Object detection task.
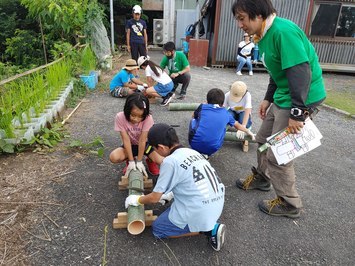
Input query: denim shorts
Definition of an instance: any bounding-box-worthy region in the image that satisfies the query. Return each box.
[154,81,174,97]
[152,207,191,238]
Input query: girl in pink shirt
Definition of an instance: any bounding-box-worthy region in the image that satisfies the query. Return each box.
[109,93,162,176]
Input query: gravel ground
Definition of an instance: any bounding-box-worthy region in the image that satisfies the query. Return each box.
[22,50,355,265]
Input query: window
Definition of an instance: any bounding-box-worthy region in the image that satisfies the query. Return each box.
[310,2,355,38]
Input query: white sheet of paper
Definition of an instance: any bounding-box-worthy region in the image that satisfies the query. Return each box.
[267,119,323,165]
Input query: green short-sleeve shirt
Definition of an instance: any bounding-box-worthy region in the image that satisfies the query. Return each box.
[258,17,326,108]
[160,51,190,75]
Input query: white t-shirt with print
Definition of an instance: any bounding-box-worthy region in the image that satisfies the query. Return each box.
[153,147,225,232]
[224,91,252,113]
[145,65,171,85]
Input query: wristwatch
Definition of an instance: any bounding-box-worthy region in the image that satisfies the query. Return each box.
[290,107,303,117]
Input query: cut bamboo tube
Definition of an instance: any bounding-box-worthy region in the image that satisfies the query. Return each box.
[168,103,200,111]
[127,170,145,235]
[224,131,257,143]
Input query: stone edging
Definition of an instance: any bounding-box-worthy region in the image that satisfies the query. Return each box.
[321,103,355,119]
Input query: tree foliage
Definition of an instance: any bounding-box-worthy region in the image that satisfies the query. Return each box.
[21,0,90,37]
[5,29,43,68]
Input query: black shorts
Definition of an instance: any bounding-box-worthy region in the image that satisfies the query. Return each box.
[122,144,154,157]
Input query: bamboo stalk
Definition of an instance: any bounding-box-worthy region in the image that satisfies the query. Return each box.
[168,103,200,111]
[127,170,145,235]
[224,131,256,143]
[61,101,83,125]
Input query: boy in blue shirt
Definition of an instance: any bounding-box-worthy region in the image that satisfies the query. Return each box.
[189,88,255,156]
[109,59,147,98]
[125,123,226,251]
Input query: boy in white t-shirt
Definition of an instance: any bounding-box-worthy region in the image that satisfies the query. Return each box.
[137,55,175,106]
[125,123,226,251]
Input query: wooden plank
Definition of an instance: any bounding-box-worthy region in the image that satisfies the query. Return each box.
[242,140,249,152]
[118,176,128,190]
[118,176,153,190]
[113,210,157,229]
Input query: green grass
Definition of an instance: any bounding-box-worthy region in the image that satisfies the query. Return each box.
[324,90,355,115]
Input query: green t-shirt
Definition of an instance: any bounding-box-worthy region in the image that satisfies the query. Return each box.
[160,51,189,75]
[258,17,326,108]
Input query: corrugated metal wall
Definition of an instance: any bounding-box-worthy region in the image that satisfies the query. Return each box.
[214,0,354,66]
[310,38,355,64]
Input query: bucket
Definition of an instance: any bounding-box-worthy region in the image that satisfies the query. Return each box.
[89,70,99,85]
[79,74,96,90]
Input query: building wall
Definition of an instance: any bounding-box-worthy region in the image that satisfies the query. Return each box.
[214,0,355,66]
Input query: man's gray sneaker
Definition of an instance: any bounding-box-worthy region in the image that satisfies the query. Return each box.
[235,166,271,191]
[258,197,301,218]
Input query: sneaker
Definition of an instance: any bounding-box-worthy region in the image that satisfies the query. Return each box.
[160,92,175,106]
[236,71,242,76]
[249,71,253,76]
[176,94,186,100]
[235,166,271,191]
[201,154,209,160]
[209,224,226,251]
[122,160,129,175]
[258,197,301,218]
[146,158,159,175]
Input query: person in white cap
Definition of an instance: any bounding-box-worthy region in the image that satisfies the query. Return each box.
[137,55,175,107]
[224,81,253,151]
[189,88,255,157]
[224,81,253,133]
[126,5,148,62]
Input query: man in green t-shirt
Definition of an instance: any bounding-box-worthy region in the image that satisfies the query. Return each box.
[232,0,326,218]
[160,42,191,100]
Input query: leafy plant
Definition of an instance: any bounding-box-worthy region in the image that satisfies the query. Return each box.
[21,0,89,36]
[29,123,67,152]
[80,45,96,74]
[0,89,15,138]
[66,79,88,108]
[0,139,15,153]
[5,29,43,67]
[69,136,105,158]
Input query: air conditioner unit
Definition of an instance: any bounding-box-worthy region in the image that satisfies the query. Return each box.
[153,19,167,45]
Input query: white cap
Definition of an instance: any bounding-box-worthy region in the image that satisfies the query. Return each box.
[137,55,150,67]
[230,81,247,102]
[133,5,142,14]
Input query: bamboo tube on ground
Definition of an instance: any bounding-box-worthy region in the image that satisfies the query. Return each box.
[127,170,145,235]
[224,131,257,143]
[168,103,200,111]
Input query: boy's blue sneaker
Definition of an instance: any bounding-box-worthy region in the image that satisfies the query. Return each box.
[209,223,226,251]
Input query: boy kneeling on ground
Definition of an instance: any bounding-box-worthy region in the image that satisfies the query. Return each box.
[125,123,226,251]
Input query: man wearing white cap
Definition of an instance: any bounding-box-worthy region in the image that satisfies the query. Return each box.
[126,5,148,62]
